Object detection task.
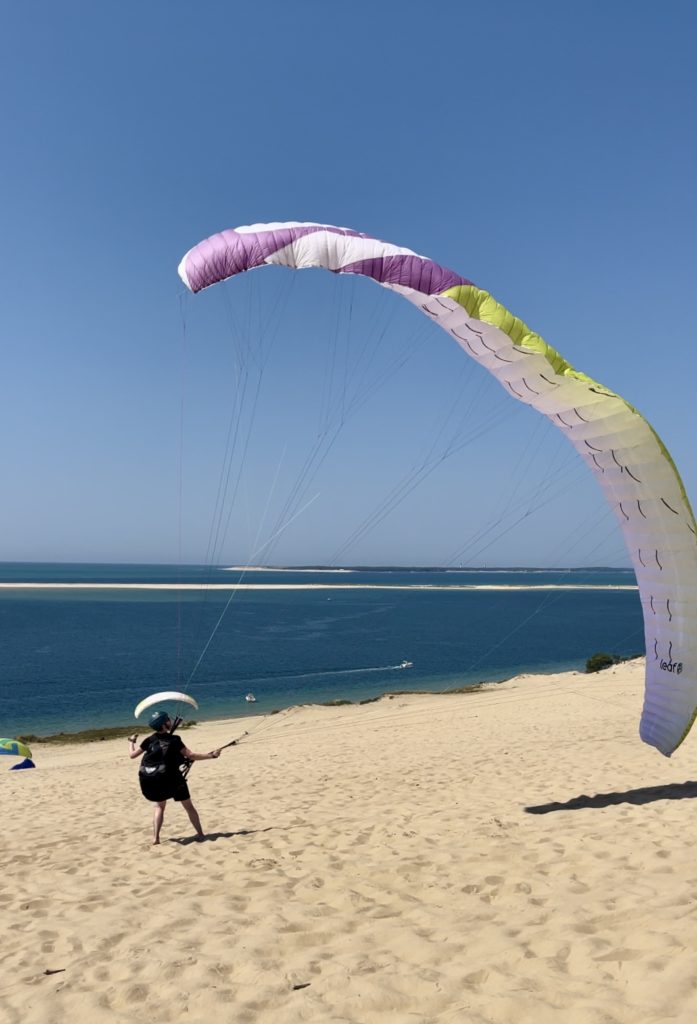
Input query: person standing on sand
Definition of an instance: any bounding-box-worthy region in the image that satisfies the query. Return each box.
[128,711,220,845]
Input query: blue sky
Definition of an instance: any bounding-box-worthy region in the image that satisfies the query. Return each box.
[2,0,695,566]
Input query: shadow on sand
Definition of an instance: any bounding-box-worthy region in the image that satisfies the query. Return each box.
[525,779,697,814]
[169,826,274,845]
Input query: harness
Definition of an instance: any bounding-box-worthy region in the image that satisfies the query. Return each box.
[139,734,188,781]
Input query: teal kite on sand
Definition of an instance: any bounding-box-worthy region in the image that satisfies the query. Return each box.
[0,738,32,759]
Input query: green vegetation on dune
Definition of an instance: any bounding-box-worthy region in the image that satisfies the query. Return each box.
[19,720,197,745]
[585,652,641,674]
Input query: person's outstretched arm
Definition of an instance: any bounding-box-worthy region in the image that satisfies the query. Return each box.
[181,747,220,761]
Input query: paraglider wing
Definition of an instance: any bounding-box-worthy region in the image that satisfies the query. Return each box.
[134,691,199,720]
[0,738,32,759]
[179,221,697,758]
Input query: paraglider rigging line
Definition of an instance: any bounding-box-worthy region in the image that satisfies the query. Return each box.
[185,490,321,687]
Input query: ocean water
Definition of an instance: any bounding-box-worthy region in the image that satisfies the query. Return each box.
[0,563,643,736]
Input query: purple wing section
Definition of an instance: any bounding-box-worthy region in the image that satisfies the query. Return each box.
[181,223,470,296]
[183,224,364,293]
[340,256,469,293]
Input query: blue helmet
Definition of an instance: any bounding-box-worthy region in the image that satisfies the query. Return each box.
[149,710,171,731]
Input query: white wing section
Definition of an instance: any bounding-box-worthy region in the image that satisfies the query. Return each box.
[134,691,199,720]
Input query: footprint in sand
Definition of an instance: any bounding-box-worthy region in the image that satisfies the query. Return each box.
[20,898,50,912]
[464,968,489,988]
[125,984,149,1003]
[572,921,597,935]
[594,947,643,962]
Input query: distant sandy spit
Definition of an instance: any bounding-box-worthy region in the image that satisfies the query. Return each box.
[6,658,697,1024]
[223,566,356,573]
[0,582,637,591]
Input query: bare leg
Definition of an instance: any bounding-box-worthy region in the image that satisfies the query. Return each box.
[181,798,204,837]
[152,801,166,845]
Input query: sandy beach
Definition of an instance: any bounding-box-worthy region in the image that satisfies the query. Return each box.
[4,657,697,1023]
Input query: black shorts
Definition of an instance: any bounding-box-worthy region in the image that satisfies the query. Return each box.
[139,773,191,803]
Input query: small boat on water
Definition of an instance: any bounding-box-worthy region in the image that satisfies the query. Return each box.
[245,693,257,703]
[399,660,413,669]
